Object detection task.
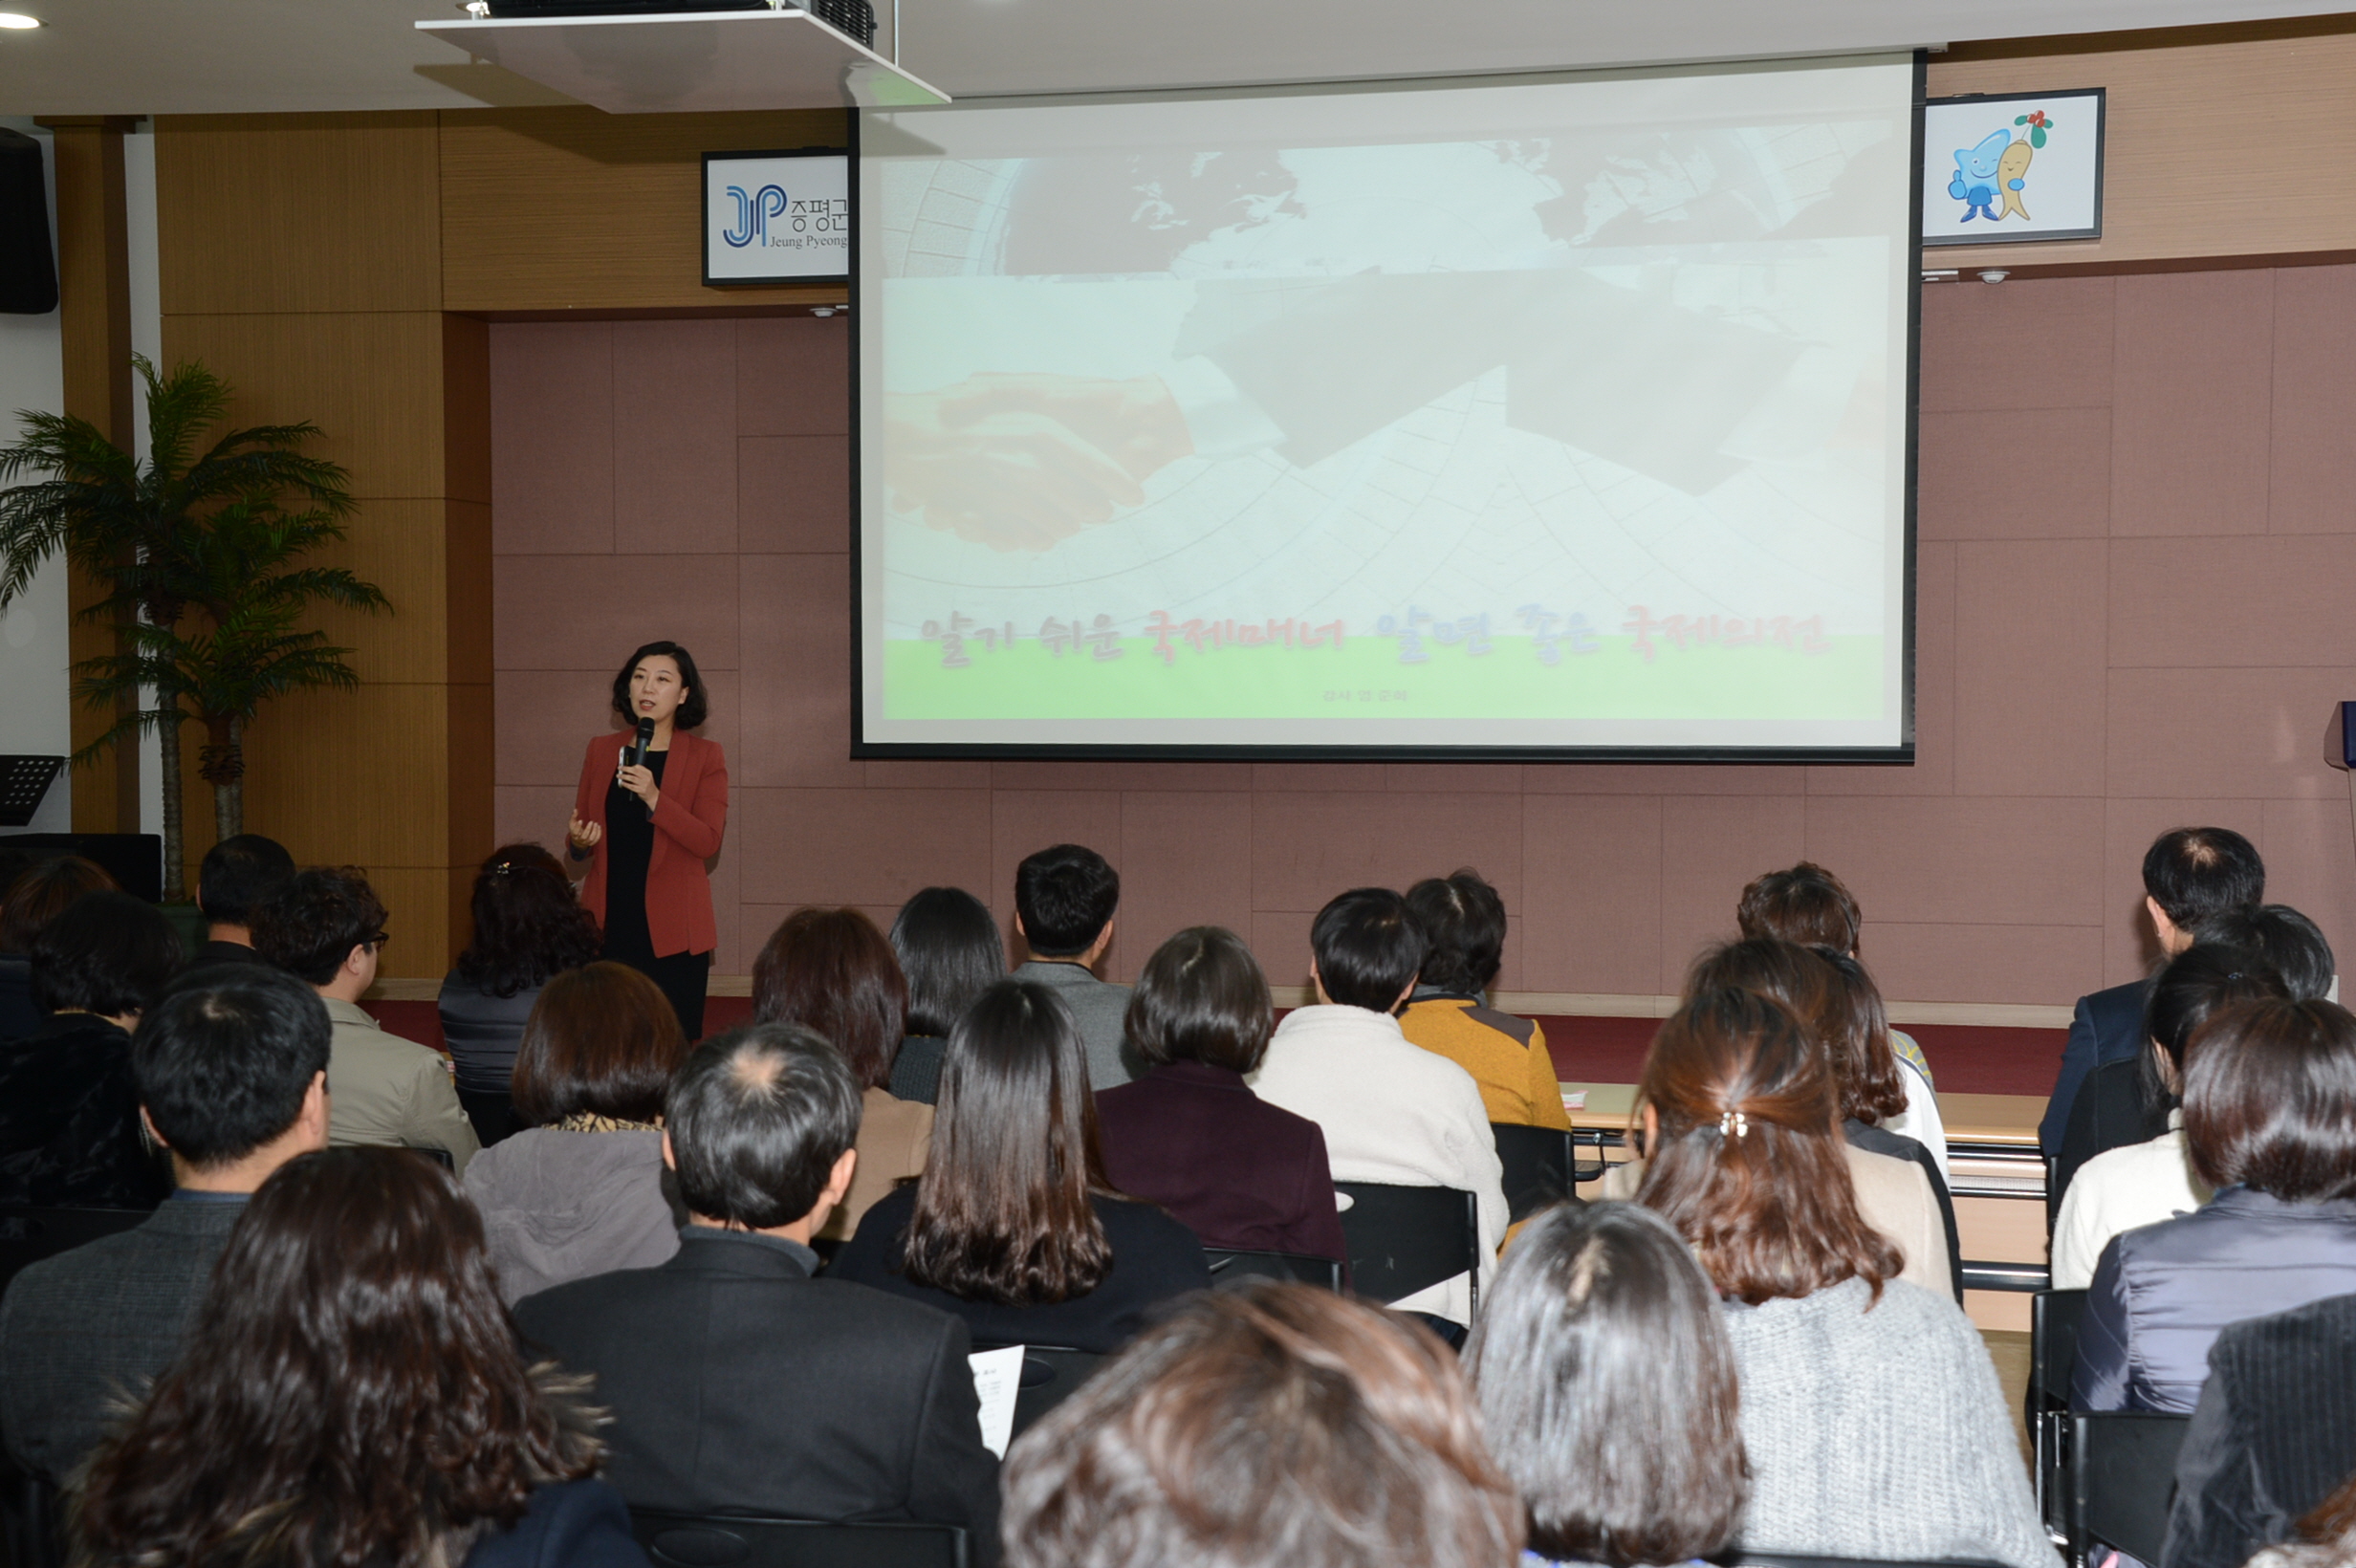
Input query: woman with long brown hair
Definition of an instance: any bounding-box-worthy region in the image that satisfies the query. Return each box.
[828,977,1211,1354]
[1634,988,2050,1568]
[75,1146,645,1568]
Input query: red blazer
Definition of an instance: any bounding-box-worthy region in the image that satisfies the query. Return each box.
[573,729,729,959]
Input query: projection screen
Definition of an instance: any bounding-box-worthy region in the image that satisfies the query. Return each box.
[855,55,1922,758]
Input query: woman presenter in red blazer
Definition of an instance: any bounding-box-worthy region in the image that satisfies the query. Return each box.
[566,641,729,1038]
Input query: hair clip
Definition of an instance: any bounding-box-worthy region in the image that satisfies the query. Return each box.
[1718,1109,1749,1141]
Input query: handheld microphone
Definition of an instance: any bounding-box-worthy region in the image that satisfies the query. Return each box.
[628,718,656,819]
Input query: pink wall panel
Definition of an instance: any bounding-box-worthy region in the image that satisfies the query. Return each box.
[2109,272,2275,537]
[2268,266,2356,534]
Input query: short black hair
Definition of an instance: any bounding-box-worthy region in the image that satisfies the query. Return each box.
[1311,887,1428,1013]
[2142,944,2285,1111]
[610,641,709,731]
[665,1023,862,1230]
[195,835,296,927]
[1406,869,1508,993]
[2143,827,2264,929]
[2193,904,2335,1002]
[134,964,331,1169]
[30,891,182,1015]
[1014,844,1120,957]
[251,868,385,987]
[891,887,1007,1037]
[1125,926,1275,1074]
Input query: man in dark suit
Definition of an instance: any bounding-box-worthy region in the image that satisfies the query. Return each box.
[183,835,295,969]
[513,1023,1000,1558]
[0,963,331,1483]
[2040,826,2264,1158]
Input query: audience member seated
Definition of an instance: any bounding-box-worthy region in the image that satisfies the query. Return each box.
[184,834,295,969]
[464,962,687,1304]
[0,891,178,1209]
[999,1283,1523,1568]
[439,844,603,1146]
[753,906,932,1242]
[2050,946,2280,1288]
[1636,987,2053,1568]
[0,853,118,1042]
[2076,996,2356,1413]
[2197,904,2340,1002]
[252,866,480,1174]
[1094,926,1346,1263]
[831,979,1210,1354]
[1251,887,1505,1329]
[1398,868,1569,1130]
[1011,843,1133,1088]
[2243,1465,2356,1568]
[2045,825,2264,1158]
[0,963,330,1485]
[75,1147,647,1568]
[1818,947,1963,1299]
[513,1024,1000,1554]
[887,885,1006,1104]
[1465,1201,1746,1568]
[2166,1291,2356,1568]
[1738,860,1947,1175]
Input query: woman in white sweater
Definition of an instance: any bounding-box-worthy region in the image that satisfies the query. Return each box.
[1634,987,2058,1568]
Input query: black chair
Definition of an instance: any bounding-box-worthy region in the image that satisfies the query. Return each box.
[971,1345,1105,1442]
[2060,1411,2192,1568]
[456,1087,518,1148]
[1491,1123,1579,1223]
[1332,1182,1482,1319]
[2029,1289,2088,1532]
[631,1509,969,1568]
[1202,1249,1344,1292]
[1728,1556,2007,1568]
[0,1204,151,1300]
[0,1451,63,1568]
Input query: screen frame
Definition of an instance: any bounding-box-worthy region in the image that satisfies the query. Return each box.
[847,57,1926,765]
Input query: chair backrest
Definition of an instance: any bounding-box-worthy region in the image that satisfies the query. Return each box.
[0,1205,152,1301]
[1730,1556,2009,1568]
[2031,1289,2088,1412]
[970,1344,1106,1443]
[1490,1123,1577,1223]
[1332,1182,1481,1318]
[1203,1249,1344,1292]
[631,1509,969,1568]
[2063,1411,2192,1566]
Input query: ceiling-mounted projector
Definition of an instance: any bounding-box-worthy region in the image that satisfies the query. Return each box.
[469,0,874,49]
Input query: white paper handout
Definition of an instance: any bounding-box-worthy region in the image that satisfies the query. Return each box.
[968,1344,1025,1458]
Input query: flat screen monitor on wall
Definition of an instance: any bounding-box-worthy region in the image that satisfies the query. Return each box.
[854,54,1923,760]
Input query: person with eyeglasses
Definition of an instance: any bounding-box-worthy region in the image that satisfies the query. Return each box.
[252,867,480,1176]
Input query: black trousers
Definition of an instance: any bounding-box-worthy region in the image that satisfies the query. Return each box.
[605,943,712,1041]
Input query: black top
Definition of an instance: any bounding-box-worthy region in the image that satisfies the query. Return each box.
[1844,1118,1963,1303]
[463,1478,648,1568]
[888,1035,946,1104]
[183,939,263,971]
[0,1013,170,1209]
[827,1185,1211,1354]
[600,750,666,967]
[0,954,37,1044]
[2050,1056,2172,1220]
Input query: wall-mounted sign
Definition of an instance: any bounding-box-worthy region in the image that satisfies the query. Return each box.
[1922,88,2105,247]
[704,147,851,286]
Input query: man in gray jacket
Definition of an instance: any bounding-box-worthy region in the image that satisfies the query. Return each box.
[1011,843,1135,1088]
[0,963,332,1484]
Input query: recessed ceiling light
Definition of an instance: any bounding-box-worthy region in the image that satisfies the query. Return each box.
[0,13,41,27]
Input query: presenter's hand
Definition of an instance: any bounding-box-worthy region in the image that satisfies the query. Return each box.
[567,812,602,853]
[617,763,661,811]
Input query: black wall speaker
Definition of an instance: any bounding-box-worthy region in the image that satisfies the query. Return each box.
[0,128,58,316]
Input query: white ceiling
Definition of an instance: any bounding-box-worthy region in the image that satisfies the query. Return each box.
[1,0,2349,114]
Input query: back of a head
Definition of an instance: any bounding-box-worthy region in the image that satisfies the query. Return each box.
[1311,886,1429,1013]
[456,843,600,1000]
[251,867,384,987]
[511,960,687,1126]
[2192,904,2336,1002]
[0,855,119,955]
[2144,826,2265,929]
[1635,987,1901,1305]
[1015,844,1120,958]
[1465,1202,1748,1568]
[2184,996,2356,1202]
[1812,949,1908,1124]
[194,835,296,928]
[1002,1283,1522,1568]
[1405,870,1508,995]
[1735,862,1862,956]
[30,890,182,1017]
[2145,944,2287,1085]
[751,906,908,1091]
[665,1023,862,1230]
[134,965,331,1170]
[1124,926,1274,1074]
[891,886,1006,1037]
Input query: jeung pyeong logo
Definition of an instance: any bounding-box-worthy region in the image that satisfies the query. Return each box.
[721,183,789,249]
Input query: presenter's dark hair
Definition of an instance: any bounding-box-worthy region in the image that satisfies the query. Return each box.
[1014,843,1120,957]
[1311,886,1428,1013]
[74,1148,602,1568]
[0,853,117,953]
[1002,1284,1523,1568]
[905,979,1112,1305]
[30,891,182,1016]
[2184,996,2356,1202]
[891,886,1006,1037]
[194,834,295,927]
[1125,926,1274,1074]
[455,843,600,1000]
[753,906,908,1091]
[1737,861,1862,955]
[666,1023,862,1230]
[2192,904,2335,1002]
[1466,1202,1748,1567]
[511,961,687,1126]
[133,964,331,1170]
[2141,944,2284,1114]
[1406,868,1509,993]
[610,639,709,730]
[2143,826,2264,929]
[251,867,386,987]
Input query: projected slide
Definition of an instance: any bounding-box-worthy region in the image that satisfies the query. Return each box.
[856,58,1918,755]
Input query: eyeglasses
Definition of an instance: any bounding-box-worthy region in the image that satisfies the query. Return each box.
[367,930,391,951]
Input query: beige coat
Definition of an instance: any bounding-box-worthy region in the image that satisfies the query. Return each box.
[820,1086,933,1243]
[320,997,482,1176]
